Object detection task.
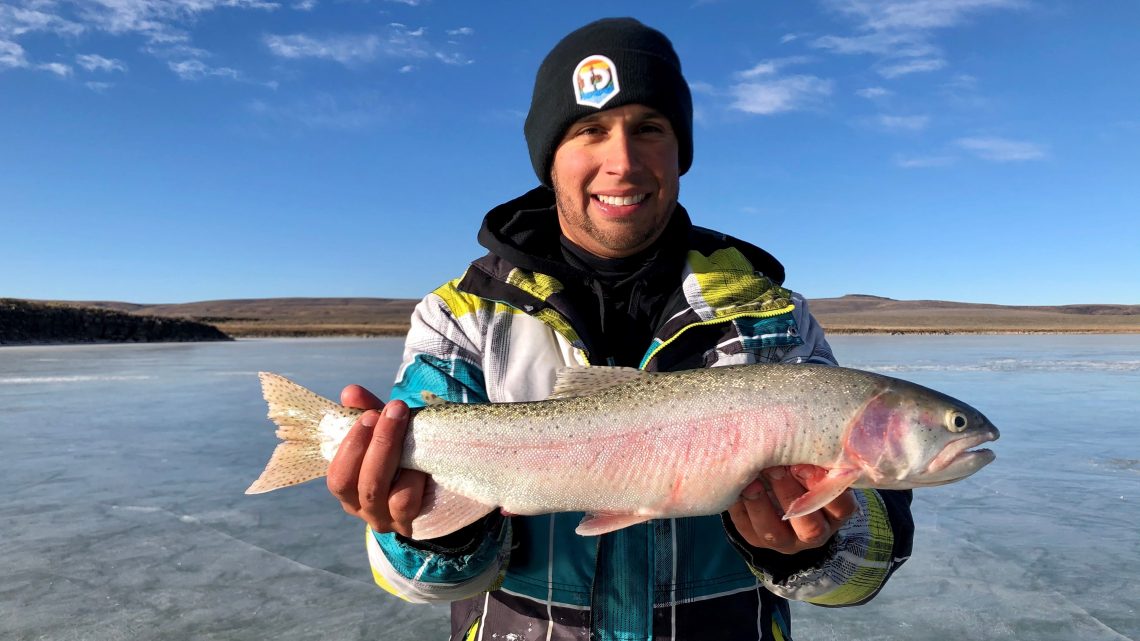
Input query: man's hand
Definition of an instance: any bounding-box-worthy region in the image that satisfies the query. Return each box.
[726,464,858,554]
[326,384,428,537]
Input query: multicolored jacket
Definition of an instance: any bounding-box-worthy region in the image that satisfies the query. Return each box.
[366,189,914,641]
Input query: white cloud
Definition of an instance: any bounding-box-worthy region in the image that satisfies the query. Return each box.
[0,6,85,39]
[75,0,278,45]
[878,57,946,78]
[813,0,1026,80]
[265,24,469,67]
[169,58,239,80]
[265,33,383,64]
[0,39,26,69]
[385,0,422,5]
[76,53,127,72]
[780,33,799,44]
[955,136,1047,161]
[1,0,282,80]
[736,56,812,79]
[857,86,891,99]
[398,64,414,73]
[446,27,473,36]
[824,0,1026,32]
[813,31,932,56]
[688,80,717,95]
[894,153,955,168]
[434,51,471,65]
[878,114,930,131]
[38,61,71,76]
[248,93,388,130]
[86,80,114,92]
[292,0,317,9]
[731,75,833,115]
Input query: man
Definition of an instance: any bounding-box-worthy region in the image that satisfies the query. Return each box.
[328,17,913,641]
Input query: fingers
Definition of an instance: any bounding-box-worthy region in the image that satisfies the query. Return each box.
[327,409,379,513]
[768,466,832,549]
[355,401,412,532]
[731,466,857,554]
[388,469,428,536]
[341,384,384,410]
[728,477,789,549]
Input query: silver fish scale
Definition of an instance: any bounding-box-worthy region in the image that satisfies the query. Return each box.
[400,364,891,515]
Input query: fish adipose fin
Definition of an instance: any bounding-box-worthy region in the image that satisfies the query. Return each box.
[245,372,341,494]
[548,366,650,400]
[782,468,861,519]
[411,480,496,540]
[575,512,654,536]
[420,391,450,406]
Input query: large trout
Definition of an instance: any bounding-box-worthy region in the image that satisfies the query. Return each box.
[246,364,998,539]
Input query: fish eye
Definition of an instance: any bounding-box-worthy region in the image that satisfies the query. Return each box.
[946,411,969,432]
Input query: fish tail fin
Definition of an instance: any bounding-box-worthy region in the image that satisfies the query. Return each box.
[245,372,339,494]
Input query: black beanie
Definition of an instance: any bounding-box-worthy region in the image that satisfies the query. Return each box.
[524,18,694,187]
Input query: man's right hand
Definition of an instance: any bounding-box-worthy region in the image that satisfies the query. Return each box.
[326,384,428,537]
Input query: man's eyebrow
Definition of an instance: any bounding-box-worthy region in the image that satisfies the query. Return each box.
[575,109,668,126]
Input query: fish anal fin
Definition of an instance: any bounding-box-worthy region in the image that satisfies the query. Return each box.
[548,366,650,400]
[410,480,496,541]
[782,468,861,520]
[575,512,654,536]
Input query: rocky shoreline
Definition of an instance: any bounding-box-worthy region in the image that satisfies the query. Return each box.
[0,299,232,345]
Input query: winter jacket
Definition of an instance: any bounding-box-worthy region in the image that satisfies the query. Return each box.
[365,187,914,641]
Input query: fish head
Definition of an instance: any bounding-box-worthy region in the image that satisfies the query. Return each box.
[844,382,999,489]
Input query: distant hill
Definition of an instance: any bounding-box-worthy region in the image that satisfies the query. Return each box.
[68,297,417,337]
[11,294,1140,339]
[1,299,232,345]
[810,294,1140,333]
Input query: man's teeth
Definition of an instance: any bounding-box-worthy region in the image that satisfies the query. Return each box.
[595,194,647,206]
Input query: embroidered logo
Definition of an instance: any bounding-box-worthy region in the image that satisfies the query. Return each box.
[573,55,620,108]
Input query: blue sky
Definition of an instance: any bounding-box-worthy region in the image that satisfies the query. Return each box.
[2,0,1137,305]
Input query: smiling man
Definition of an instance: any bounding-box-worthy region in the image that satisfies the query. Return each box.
[327,18,914,641]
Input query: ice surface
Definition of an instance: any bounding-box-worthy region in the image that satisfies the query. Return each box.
[1,336,1137,640]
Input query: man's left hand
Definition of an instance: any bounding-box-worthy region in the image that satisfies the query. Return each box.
[726,464,858,554]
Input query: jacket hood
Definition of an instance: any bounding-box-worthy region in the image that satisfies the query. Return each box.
[475,186,785,286]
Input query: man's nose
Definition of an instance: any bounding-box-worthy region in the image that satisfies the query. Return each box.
[601,130,641,176]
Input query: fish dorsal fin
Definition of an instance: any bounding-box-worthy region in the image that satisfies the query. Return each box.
[420,391,450,406]
[547,366,650,400]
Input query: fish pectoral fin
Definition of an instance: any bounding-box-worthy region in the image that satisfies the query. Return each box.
[410,480,496,541]
[547,366,650,400]
[574,512,653,536]
[782,468,861,520]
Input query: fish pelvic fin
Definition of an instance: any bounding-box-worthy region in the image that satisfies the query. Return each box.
[245,372,343,494]
[410,480,496,540]
[548,366,650,400]
[782,468,861,519]
[575,512,654,536]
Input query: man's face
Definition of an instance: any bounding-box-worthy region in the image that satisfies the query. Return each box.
[550,104,680,259]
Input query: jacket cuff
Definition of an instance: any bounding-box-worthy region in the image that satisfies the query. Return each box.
[721,512,836,583]
[366,513,511,603]
[723,489,904,606]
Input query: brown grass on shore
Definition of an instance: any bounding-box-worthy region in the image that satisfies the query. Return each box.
[216,322,410,337]
[41,295,1140,337]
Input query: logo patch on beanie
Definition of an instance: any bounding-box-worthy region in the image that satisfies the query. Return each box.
[573,55,620,108]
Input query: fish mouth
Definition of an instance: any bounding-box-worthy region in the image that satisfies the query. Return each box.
[917,428,1000,486]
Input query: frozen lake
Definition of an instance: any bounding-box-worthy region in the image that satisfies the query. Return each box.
[1,335,1137,640]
